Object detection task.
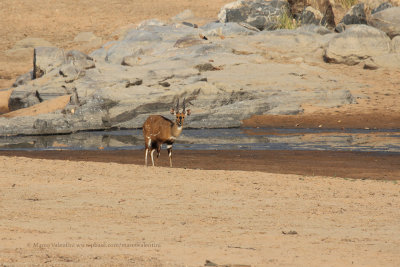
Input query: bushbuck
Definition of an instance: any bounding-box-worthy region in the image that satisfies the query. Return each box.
[143,99,191,167]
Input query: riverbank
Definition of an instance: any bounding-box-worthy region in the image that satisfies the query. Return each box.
[1,149,399,180]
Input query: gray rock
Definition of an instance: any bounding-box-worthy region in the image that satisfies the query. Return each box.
[342,3,367,25]
[89,41,118,62]
[12,48,94,110]
[65,50,95,70]
[12,71,33,87]
[369,7,400,38]
[218,0,289,31]
[33,47,65,79]
[9,74,73,111]
[335,4,367,33]
[33,48,94,79]
[59,64,82,83]
[296,25,332,35]
[174,35,207,48]
[1,18,369,135]
[136,19,166,29]
[251,29,333,62]
[201,22,256,37]
[180,22,198,28]
[371,2,392,14]
[105,30,164,64]
[194,63,218,72]
[8,86,41,111]
[299,6,323,26]
[124,78,143,87]
[324,25,391,65]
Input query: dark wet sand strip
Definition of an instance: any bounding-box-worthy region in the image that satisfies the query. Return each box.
[0,150,399,180]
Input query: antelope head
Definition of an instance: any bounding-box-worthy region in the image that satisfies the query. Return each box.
[170,98,191,127]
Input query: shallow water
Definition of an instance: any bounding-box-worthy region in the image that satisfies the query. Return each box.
[0,128,399,153]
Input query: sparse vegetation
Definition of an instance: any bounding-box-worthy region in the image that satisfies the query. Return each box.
[276,10,300,30]
[338,0,358,9]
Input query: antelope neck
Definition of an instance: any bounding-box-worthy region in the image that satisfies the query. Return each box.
[171,123,183,137]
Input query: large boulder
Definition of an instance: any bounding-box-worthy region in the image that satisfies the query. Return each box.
[9,81,71,111]
[33,47,95,79]
[369,7,400,38]
[324,25,391,65]
[299,6,323,25]
[33,47,65,79]
[292,0,345,29]
[218,0,289,31]
[105,27,187,64]
[335,3,367,32]
[10,48,95,111]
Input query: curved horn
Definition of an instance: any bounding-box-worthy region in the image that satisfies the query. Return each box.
[176,99,179,112]
[182,98,186,113]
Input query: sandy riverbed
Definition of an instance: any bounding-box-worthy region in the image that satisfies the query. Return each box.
[1,156,399,266]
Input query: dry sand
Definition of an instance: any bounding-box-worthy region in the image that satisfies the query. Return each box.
[1,156,399,266]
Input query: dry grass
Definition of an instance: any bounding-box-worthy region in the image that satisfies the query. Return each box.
[276,10,300,30]
[337,0,358,9]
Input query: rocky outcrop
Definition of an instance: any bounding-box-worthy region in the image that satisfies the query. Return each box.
[324,25,391,65]
[9,48,95,111]
[33,47,95,79]
[218,0,289,30]
[4,4,399,136]
[0,20,363,135]
[33,47,65,79]
[335,3,367,32]
[369,7,400,38]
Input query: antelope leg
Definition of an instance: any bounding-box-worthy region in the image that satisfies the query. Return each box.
[167,145,173,167]
[151,149,155,166]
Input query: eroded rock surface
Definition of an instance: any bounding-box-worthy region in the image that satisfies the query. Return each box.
[3,16,394,135]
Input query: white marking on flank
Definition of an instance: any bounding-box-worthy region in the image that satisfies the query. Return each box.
[150,131,160,137]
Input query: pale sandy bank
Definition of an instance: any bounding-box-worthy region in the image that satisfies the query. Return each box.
[1,156,399,266]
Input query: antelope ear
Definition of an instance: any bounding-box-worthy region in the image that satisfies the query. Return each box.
[170,108,175,115]
[186,109,191,116]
